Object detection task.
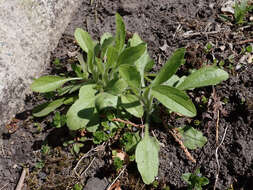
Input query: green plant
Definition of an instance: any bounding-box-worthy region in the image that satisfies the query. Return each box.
[71,184,83,190]
[234,0,252,24]
[31,13,229,185]
[182,168,209,190]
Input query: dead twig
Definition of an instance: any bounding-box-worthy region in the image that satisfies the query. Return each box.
[0,183,8,190]
[169,129,196,163]
[162,119,196,163]
[112,118,144,128]
[237,39,253,45]
[73,143,105,177]
[15,168,27,190]
[213,126,229,190]
[183,31,221,38]
[80,157,96,177]
[216,110,220,145]
[106,166,126,190]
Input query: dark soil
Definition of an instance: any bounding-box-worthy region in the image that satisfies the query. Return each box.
[1,0,252,190]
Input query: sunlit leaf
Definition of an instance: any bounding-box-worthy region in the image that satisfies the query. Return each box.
[95,92,118,111]
[32,98,65,117]
[135,134,160,184]
[117,43,146,66]
[177,126,207,150]
[151,85,196,117]
[119,64,141,89]
[66,84,99,131]
[31,76,82,93]
[177,66,229,90]
[74,28,94,53]
[121,94,143,118]
[152,48,185,86]
[115,13,126,53]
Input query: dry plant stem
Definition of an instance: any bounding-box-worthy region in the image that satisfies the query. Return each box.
[237,39,253,45]
[216,110,220,145]
[106,166,126,190]
[81,157,96,177]
[213,126,229,190]
[183,30,221,38]
[15,168,27,190]
[112,118,144,128]
[169,129,196,163]
[0,183,8,190]
[73,143,104,177]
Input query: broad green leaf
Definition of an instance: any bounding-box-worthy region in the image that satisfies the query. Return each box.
[121,94,143,118]
[177,126,207,150]
[74,28,94,53]
[129,33,153,86]
[177,66,229,90]
[32,98,65,117]
[135,134,160,184]
[66,84,99,131]
[31,76,81,93]
[106,46,118,69]
[151,85,196,117]
[152,48,185,86]
[115,13,126,53]
[117,43,146,66]
[95,92,118,111]
[105,78,128,95]
[119,64,141,89]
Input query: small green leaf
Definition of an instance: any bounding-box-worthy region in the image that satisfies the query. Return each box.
[151,85,196,117]
[121,94,143,118]
[77,53,89,79]
[152,48,185,86]
[105,78,128,95]
[119,64,141,89]
[74,28,94,53]
[177,126,207,150]
[100,32,113,45]
[72,184,83,190]
[129,33,153,86]
[177,66,229,90]
[32,98,65,117]
[31,76,82,93]
[115,13,126,53]
[135,135,160,184]
[117,43,146,66]
[66,84,99,131]
[95,92,118,111]
[101,36,115,59]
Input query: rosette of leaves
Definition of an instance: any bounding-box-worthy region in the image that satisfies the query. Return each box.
[31,13,229,185]
[31,13,147,133]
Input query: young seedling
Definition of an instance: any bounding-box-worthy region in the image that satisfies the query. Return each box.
[182,168,209,190]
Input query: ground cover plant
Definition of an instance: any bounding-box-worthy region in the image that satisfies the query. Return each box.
[31,13,229,185]
[2,1,253,189]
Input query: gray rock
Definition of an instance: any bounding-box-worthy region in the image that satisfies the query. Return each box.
[0,0,83,129]
[84,177,108,190]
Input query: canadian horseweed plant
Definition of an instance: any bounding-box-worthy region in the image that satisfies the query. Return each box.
[31,13,229,184]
